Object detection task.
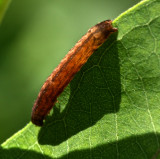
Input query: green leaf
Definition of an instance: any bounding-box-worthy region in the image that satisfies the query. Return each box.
[1,0,160,158]
[0,0,11,24]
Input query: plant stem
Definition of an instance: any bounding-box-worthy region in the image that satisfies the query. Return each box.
[0,0,11,24]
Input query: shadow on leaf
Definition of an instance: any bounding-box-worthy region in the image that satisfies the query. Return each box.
[1,133,160,158]
[0,147,52,159]
[38,32,120,146]
[58,133,160,159]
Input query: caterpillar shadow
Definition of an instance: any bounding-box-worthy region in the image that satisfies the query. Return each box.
[38,32,120,146]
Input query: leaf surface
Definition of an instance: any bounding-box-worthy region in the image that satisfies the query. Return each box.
[1,0,160,158]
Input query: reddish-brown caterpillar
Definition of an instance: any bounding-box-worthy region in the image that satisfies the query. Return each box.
[31,20,117,126]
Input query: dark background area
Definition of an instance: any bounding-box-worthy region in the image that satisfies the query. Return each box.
[0,0,140,144]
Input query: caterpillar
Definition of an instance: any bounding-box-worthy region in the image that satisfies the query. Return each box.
[31,20,117,126]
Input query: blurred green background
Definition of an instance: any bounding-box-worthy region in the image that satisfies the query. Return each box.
[0,0,140,144]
